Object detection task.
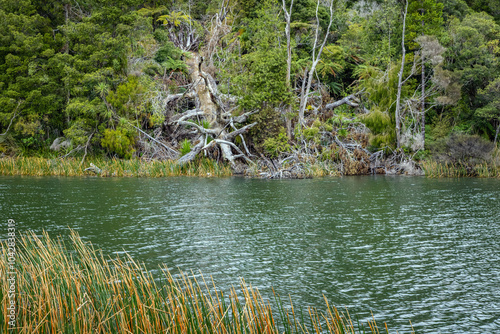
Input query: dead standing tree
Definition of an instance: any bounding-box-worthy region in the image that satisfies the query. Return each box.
[395,0,408,149]
[158,10,200,52]
[298,0,335,128]
[282,0,294,138]
[205,0,232,67]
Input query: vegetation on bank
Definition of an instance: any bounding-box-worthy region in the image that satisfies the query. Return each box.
[0,157,232,177]
[0,156,345,177]
[420,160,500,178]
[1,230,401,333]
[1,0,500,175]
[3,154,500,178]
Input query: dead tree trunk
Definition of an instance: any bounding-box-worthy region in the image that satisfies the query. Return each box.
[395,0,409,149]
[282,0,294,138]
[298,0,334,129]
[185,53,218,125]
[282,0,293,89]
[420,18,426,147]
[494,121,500,145]
[421,50,426,146]
[173,52,257,166]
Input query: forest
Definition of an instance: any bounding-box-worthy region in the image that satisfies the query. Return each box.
[1,0,500,177]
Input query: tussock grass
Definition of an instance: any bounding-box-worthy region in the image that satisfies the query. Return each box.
[0,157,232,177]
[1,231,395,334]
[421,160,500,178]
[303,161,342,177]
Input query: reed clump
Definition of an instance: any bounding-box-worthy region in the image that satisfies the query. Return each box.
[303,161,342,177]
[1,230,393,334]
[420,160,500,178]
[0,157,232,177]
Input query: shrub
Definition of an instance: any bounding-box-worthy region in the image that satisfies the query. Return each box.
[361,110,394,148]
[263,132,291,158]
[446,133,494,163]
[154,41,184,63]
[303,127,320,141]
[248,107,283,150]
[101,128,136,159]
[180,138,192,156]
[154,42,187,73]
[319,145,340,162]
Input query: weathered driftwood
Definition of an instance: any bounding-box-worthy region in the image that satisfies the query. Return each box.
[84,162,102,174]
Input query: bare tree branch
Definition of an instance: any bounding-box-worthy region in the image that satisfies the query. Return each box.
[176,136,205,165]
[177,120,219,135]
[172,109,205,123]
[79,130,95,167]
[223,122,258,141]
[210,139,254,164]
[0,101,22,137]
[325,90,369,113]
[229,120,253,157]
[124,118,179,156]
[59,145,83,159]
[229,110,259,123]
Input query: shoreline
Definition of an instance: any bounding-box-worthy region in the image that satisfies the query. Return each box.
[1,156,499,178]
[0,156,232,178]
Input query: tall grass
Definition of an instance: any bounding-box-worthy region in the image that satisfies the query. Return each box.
[303,161,341,177]
[420,160,500,178]
[0,157,343,178]
[6,157,500,179]
[0,230,401,334]
[0,157,232,177]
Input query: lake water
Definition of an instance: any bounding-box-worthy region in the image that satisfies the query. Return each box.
[1,175,499,333]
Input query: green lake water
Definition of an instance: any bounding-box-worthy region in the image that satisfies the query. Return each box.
[1,175,499,333]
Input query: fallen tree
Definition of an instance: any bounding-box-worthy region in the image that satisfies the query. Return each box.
[165,52,257,167]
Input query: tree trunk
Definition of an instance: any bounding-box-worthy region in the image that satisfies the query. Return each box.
[298,67,308,129]
[494,121,500,145]
[64,2,71,126]
[395,0,408,149]
[184,53,218,126]
[282,0,293,88]
[186,53,233,161]
[421,47,425,147]
[282,0,294,138]
[64,3,70,54]
[299,64,316,126]
[175,52,256,166]
[298,0,334,128]
[421,15,426,148]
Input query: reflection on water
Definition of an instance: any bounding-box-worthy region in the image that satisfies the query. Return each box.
[1,175,500,333]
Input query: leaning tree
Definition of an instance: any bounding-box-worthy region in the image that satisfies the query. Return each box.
[167,52,257,166]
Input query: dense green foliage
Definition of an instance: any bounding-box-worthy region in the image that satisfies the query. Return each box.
[1,0,499,163]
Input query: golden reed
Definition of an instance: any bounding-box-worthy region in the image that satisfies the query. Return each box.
[0,230,404,334]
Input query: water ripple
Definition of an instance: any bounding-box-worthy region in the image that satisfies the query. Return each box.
[1,176,499,333]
